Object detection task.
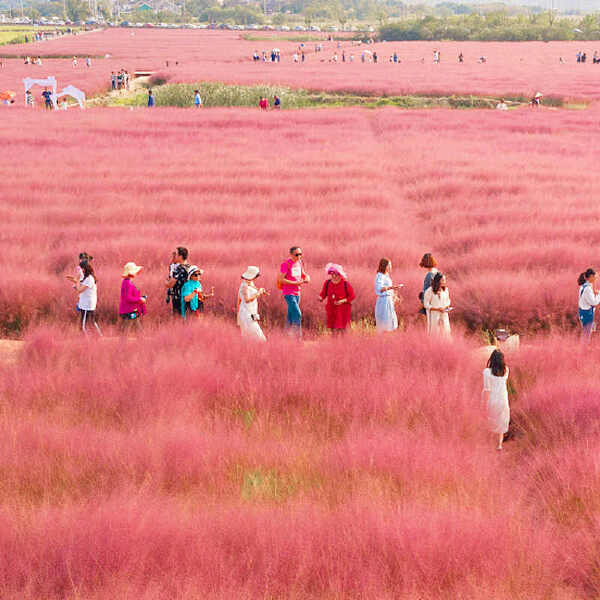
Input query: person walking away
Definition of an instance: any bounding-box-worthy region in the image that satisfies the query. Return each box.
[319,263,355,333]
[119,262,146,333]
[458,52,464,63]
[373,52,378,63]
[578,268,600,342]
[147,89,155,107]
[419,253,439,313]
[483,350,510,451]
[194,89,202,108]
[111,72,116,90]
[181,266,214,319]
[66,259,102,335]
[374,258,402,333]
[273,95,281,110]
[278,246,310,336]
[165,246,190,316]
[423,272,451,338]
[238,266,267,341]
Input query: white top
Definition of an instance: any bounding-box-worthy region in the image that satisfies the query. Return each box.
[483,366,509,393]
[496,103,508,110]
[423,286,450,311]
[78,275,97,311]
[579,283,600,310]
[238,281,258,318]
[374,272,393,297]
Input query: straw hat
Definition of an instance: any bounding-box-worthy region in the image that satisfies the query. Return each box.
[242,266,260,280]
[122,262,143,277]
[534,91,543,98]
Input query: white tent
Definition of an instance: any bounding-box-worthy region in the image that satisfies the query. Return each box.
[23,76,57,108]
[56,85,86,109]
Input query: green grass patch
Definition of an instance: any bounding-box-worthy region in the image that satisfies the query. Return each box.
[109,80,570,110]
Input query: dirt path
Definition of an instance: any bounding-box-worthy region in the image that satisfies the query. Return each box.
[0,340,23,365]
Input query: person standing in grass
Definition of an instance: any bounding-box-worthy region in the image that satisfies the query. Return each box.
[273,95,281,110]
[165,247,190,317]
[238,266,267,341]
[259,96,269,110]
[578,268,600,341]
[423,272,451,338]
[374,258,402,333]
[419,253,438,314]
[41,88,53,110]
[278,246,310,336]
[181,266,214,319]
[66,259,102,335]
[147,89,155,107]
[319,263,355,333]
[194,90,202,108]
[120,262,146,332]
[483,349,510,451]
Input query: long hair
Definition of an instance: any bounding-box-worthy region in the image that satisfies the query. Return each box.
[578,268,595,286]
[431,272,444,294]
[487,349,506,377]
[377,258,390,274]
[80,259,96,283]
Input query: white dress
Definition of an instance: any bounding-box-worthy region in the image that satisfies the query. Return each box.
[237,282,266,342]
[374,272,398,333]
[483,367,510,434]
[423,287,451,338]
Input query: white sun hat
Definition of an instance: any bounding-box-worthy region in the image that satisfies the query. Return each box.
[187,265,204,279]
[242,266,260,280]
[122,262,143,277]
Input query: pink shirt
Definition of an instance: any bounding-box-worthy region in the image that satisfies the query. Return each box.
[120,278,146,315]
[280,258,303,296]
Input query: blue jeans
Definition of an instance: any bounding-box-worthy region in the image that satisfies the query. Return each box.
[284,295,302,333]
[580,307,594,342]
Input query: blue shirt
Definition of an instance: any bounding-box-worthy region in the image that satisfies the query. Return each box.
[180,280,202,318]
[148,94,155,107]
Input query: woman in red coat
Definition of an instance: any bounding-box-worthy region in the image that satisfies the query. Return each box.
[319,263,355,332]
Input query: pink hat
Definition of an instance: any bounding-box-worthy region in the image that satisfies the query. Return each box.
[325,262,347,279]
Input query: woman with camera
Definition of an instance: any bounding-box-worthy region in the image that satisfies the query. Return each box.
[238,266,268,341]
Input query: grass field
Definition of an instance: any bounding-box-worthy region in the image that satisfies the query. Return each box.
[1,29,599,600]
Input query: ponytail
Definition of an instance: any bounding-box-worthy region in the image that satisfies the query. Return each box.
[578,268,595,286]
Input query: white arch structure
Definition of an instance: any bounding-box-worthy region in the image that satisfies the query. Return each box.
[57,85,86,109]
[23,76,58,108]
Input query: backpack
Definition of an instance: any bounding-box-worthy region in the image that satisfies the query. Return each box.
[325,279,348,296]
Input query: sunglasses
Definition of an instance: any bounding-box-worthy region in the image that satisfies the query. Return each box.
[294,253,302,257]
[191,273,200,277]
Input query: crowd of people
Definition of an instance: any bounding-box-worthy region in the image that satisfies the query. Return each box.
[111,70,131,91]
[65,247,520,450]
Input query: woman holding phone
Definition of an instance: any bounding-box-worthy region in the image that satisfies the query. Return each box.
[423,272,451,338]
[238,266,267,341]
[374,258,403,333]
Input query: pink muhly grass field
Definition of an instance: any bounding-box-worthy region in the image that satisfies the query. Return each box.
[1,29,599,99]
[0,323,599,598]
[0,103,599,335]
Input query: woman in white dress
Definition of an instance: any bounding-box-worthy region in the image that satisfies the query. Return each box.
[423,272,451,338]
[237,266,267,342]
[482,350,510,450]
[374,257,403,333]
